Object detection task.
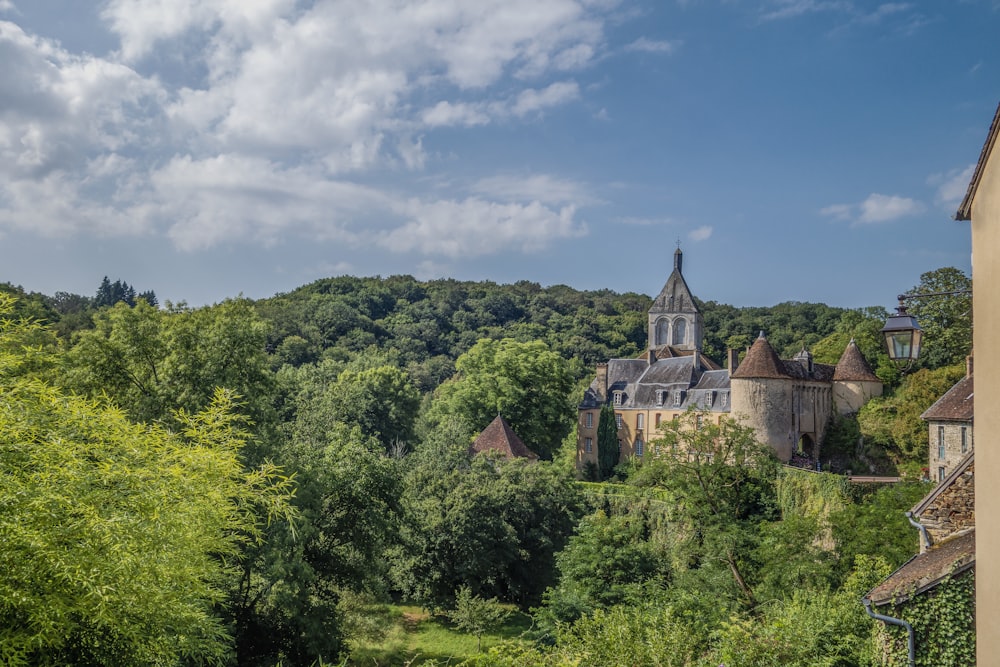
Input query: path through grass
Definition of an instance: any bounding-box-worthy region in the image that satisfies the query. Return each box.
[345,604,532,666]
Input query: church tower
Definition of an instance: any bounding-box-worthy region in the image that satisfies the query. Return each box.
[648,247,703,352]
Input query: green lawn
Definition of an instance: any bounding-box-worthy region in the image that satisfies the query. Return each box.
[345,604,533,666]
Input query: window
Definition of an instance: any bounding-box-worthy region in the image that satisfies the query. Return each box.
[585,412,593,429]
[938,467,946,483]
[696,414,703,430]
[656,390,665,406]
[635,438,644,457]
[615,413,623,429]
[721,392,729,408]
[585,437,593,453]
[673,391,682,407]
[938,425,945,460]
[961,427,968,453]
[655,413,662,427]
[613,392,623,406]
[703,391,714,408]
[636,414,644,431]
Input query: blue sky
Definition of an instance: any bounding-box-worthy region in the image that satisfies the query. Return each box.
[0,0,994,309]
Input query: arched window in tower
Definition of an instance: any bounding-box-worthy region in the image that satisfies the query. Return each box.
[672,318,686,345]
[656,319,669,346]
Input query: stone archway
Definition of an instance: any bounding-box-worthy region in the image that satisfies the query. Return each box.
[798,433,817,459]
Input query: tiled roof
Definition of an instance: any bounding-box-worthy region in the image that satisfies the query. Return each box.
[865,529,975,606]
[833,339,880,382]
[731,333,788,379]
[469,414,538,460]
[921,375,974,422]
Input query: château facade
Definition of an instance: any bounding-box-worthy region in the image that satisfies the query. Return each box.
[577,248,883,469]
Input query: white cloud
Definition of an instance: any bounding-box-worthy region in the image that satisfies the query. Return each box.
[473,174,597,206]
[1,2,614,259]
[381,198,585,257]
[615,216,676,226]
[511,81,581,117]
[928,164,975,208]
[625,37,678,54]
[688,225,713,242]
[761,0,850,22]
[859,193,924,223]
[821,193,925,224]
[0,1,15,13]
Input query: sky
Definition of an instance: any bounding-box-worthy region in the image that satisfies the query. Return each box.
[0,0,996,309]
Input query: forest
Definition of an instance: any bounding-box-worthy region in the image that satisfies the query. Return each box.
[0,265,972,666]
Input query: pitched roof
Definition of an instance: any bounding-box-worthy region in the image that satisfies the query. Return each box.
[957,101,1000,221]
[469,414,538,460]
[833,339,880,382]
[921,375,974,422]
[731,333,788,379]
[649,248,699,315]
[865,529,976,606]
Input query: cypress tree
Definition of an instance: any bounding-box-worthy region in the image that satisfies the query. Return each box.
[597,403,619,481]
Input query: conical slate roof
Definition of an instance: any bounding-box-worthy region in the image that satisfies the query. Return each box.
[469,414,538,460]
[833,339,880,382]
[731,332,788,379]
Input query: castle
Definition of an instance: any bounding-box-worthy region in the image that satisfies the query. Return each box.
[577,248,883,469]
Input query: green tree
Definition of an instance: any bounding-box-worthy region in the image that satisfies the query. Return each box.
[640,411,781,609]
[0,304,294,666]
[447,587,512,652]
[596,403,619,480]
[424,338,575,460]
[903,267,972,369]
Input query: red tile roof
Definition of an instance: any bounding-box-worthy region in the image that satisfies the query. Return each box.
[833,339,880,382]
[865,529,975,606]
[469,414,538,460]
[921,375,974,422]
[730,333,787,379]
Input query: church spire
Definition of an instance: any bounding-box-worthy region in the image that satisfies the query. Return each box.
[674,246,683,273]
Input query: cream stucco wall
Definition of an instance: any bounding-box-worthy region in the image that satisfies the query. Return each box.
[970,126,1000,666]
[833,380,882,414]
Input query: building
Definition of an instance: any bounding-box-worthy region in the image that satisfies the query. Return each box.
[863,452,976,665]
[469,414,538,460]
[956,100,1000,664]
[577,248,882,469]
[920,364,974,483]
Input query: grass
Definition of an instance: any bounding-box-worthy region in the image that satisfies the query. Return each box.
[344,603,533,666]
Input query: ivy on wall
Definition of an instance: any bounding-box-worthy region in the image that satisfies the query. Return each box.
[876,570,975,667]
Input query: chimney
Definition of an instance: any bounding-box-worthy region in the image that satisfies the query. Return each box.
[727,348,740,375]
[649,349,657,364]
[967,354,974,378]
[596,363,608,402]
[692,349,701,372]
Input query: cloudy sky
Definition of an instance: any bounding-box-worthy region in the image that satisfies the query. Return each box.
[0,0,995,308]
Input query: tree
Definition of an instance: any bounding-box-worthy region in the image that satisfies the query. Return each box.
[596,403,619,480]
[639,411,781,609]
[904,267,972,369]
[447,587,512,652]
[0,299,295,666]
[424,338,575,460]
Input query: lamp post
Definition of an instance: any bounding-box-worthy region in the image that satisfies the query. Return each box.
[881,290,972,369]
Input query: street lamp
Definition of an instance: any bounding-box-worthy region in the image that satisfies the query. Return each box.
[882,290,972,368]
[881,297,923,368]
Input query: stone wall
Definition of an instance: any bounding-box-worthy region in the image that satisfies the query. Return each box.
[927,421,973,483]
[919,462,975,548]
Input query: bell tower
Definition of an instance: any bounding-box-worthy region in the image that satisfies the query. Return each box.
[648,247,703,352]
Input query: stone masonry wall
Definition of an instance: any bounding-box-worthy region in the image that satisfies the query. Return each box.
[919,461,975,548]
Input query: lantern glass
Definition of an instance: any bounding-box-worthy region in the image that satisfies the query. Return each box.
[881,310,923,364]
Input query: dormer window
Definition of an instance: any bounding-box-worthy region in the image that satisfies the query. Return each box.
[613,391,624,406]
[704,391,715,408]
[656,390,665,407]
[673,390,683,407]
[721,392,729,408]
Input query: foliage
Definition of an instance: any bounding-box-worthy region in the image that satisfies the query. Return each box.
[424,338,575,460]
[876,571,975,667]
[903,267,972,370]
[700,299,846,361]
[392,453,584,609]
[95,275,157,308]
[829,482,928,581]
[0,364,295,666]
[596,403,619,480]
[639,411,781,608]
[448,587,513,652]
[857,365,966,461]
